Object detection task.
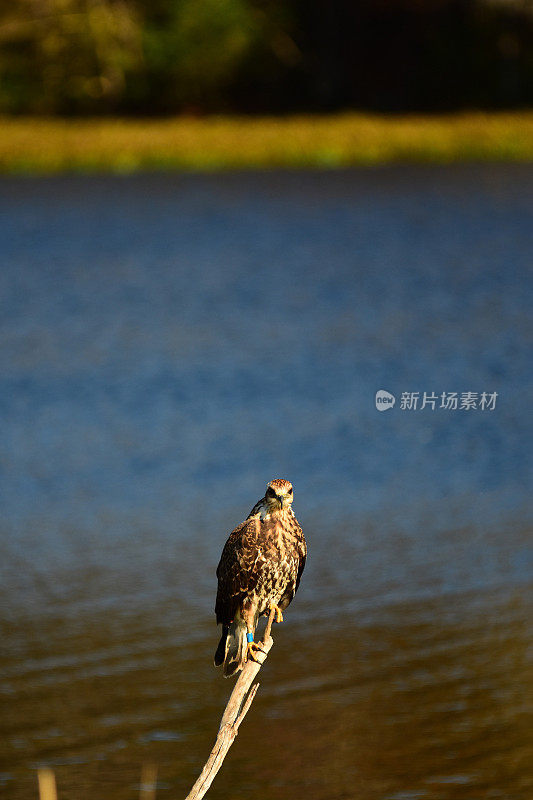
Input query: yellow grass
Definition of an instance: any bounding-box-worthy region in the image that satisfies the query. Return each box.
[0,112,532,173]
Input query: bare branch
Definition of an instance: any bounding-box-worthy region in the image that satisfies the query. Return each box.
[185,608,277,800]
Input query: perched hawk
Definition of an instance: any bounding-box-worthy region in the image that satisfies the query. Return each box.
[214,479,307,677]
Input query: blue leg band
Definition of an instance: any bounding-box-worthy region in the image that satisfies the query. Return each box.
[246,632,254,643]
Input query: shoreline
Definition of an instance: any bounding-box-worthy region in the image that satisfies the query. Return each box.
[0,111,531,174]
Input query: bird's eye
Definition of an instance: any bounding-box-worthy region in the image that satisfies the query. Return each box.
[266,487,275,497]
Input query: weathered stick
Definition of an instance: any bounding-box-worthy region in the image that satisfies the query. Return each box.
[37,769,57,800]
[184,608,277,800]
[140,763,158,800]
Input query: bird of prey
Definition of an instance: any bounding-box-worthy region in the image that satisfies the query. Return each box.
[214,479,307,677]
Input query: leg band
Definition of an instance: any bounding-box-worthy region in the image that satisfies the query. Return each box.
[246,632,254,643]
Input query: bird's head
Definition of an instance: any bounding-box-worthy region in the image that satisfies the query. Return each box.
[264,479,294,512]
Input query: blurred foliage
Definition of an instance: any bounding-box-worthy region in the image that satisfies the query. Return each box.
[0,0,532,114]
[141,0,261,111]
[0,0,142,113]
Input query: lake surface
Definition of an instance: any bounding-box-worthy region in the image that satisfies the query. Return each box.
[0,165,532,800]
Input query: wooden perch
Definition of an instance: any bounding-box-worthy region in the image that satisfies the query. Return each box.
[37,769,57,800]
[184,608,278,800]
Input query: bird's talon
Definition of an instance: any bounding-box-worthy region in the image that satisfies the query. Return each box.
[247,641,265,662]
[271,604,284,624]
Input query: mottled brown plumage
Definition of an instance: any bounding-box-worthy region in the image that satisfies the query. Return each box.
[214,479,307,677]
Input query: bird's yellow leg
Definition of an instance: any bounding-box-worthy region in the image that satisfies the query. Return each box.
[270,604,284,623]
[246,630,265,662]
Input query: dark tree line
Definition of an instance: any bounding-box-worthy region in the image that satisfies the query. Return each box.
[0,0,531,115]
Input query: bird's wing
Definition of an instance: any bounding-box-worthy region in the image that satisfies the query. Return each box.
[294,551,306,594]
[215,516,264,625]
[292,515,307,595]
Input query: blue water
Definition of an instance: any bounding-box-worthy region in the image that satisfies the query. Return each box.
[0,166,531,800]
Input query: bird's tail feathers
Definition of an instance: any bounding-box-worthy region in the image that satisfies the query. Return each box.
[214,625,228,667]
[214,618,248,678]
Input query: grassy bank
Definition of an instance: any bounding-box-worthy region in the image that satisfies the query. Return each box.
[0,112,532,173]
